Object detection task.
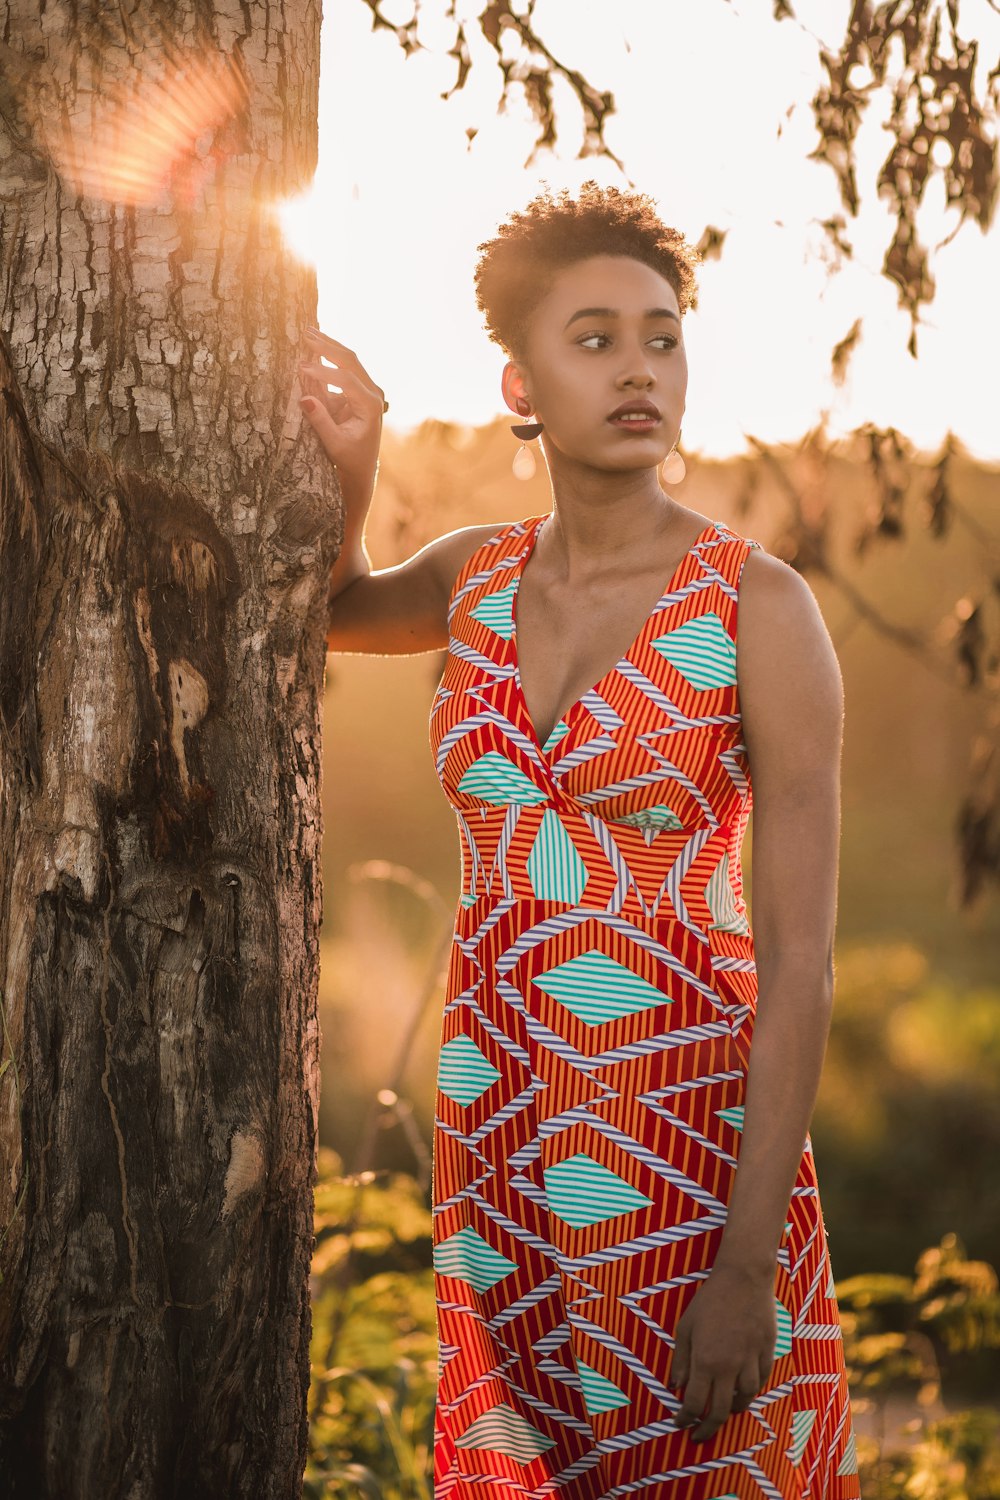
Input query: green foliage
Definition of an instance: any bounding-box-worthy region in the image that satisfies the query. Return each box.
[839,1234,1000,1494]
[808,944,1000,1276]
[860,1409,1000,1500]
[306,1147,437,1499]
[841,1234,1000,1412]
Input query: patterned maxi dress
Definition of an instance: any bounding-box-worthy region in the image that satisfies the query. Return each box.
[427,514,860,1500]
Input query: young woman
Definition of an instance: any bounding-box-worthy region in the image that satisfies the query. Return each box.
[299,182,860,1500]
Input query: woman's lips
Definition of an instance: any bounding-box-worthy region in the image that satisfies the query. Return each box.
[608,415,661,432]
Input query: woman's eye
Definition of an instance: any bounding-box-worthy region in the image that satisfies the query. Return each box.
[577,332,678,350]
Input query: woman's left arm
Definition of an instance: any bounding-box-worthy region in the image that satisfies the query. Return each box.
[669,549,846,1440]
[713,547,845,1278]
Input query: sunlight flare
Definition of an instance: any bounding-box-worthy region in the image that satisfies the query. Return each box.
[44,37,248,207]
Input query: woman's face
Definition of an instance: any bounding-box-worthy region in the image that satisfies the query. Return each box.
[501,253,688,474]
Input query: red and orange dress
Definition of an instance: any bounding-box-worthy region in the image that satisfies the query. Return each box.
[427,514,859,1499]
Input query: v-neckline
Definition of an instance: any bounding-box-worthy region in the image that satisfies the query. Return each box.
[510,512,720,755]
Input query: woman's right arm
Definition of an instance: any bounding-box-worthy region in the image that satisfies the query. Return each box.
[326,523,510,655]
[298,326,506,656]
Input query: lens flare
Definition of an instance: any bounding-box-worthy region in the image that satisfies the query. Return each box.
[43,39,249,207]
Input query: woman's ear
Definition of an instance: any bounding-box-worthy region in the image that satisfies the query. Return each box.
[501,360,532,417]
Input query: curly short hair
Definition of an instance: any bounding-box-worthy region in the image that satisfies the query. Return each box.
[473,180,702,363]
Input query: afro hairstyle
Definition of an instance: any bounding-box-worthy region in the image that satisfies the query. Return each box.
[473,180,702,364]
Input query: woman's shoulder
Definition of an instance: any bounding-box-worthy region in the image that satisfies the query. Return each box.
[735,532,833,646]
[732,535,844,749]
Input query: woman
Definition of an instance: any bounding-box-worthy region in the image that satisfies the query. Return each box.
[299,182,860,1499]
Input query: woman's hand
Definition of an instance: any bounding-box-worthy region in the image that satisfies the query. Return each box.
[298,327,387,503]
[668,1262,777,1442]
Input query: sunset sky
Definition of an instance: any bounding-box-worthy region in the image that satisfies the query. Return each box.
[277,0,1000,461]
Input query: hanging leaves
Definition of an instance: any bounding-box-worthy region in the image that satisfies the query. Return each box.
[804,1,998,354]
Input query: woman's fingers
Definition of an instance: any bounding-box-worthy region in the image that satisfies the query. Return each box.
[296,327,385,489]
[696,1376,738,1440]
[730,1360,761,1413]
[298,352,387,422]
[672,1369,710,1432]
[298,360,382,432]
[310,391,349,423]
[299,393,363,470]
[298,355,368,397]
[302,328,380,394]
[299,375,379,466]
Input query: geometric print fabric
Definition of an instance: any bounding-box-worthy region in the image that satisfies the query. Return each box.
[428,514,861,1498]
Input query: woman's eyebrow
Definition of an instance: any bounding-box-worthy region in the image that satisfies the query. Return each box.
[563,307,680,330]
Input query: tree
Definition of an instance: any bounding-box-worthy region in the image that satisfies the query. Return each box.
[0,6,338,1495]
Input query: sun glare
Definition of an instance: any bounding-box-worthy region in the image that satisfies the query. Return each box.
[274,188,323,268]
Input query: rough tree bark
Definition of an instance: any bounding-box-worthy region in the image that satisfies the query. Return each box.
[0,3,338,1495]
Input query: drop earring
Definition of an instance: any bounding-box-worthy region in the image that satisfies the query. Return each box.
[510,398,543,481]
[661,429,686,485]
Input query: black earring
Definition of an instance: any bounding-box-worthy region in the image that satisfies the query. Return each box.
[511,416,543,481]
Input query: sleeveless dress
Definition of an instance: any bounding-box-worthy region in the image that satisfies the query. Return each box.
[427,514,860,1500]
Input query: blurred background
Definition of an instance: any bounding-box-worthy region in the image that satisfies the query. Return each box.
[287,2,1000,1495]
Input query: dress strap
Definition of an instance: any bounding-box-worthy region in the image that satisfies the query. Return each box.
[446,515,543,618]
[688,524,762,657]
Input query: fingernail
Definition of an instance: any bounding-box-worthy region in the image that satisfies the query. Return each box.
[300,397,316,412]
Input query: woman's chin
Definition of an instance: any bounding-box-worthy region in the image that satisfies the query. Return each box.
[555,446,667,472]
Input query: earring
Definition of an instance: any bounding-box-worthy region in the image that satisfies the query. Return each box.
[510,399,543,481]
[661,429,686,485]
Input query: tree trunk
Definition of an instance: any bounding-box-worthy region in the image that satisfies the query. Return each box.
[0,4,336,1495]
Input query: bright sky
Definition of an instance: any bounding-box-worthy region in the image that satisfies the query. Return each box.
[277,0,1000,461]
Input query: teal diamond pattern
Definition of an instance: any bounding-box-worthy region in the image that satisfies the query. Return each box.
[575,1358,631,1413]
[454,1404,556,1464]
[437,1034,502,1106]
[456,752,548,805]
[787,1408,817,1466]
[533,948,669,1026]
[468,583,517,641]
[527,808,589,903]
[649,611,737,689]
[775,1295,793,1358]
[543,1152,654,1227]
[837,1428,859,1476]
[433,1227,519,1292]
